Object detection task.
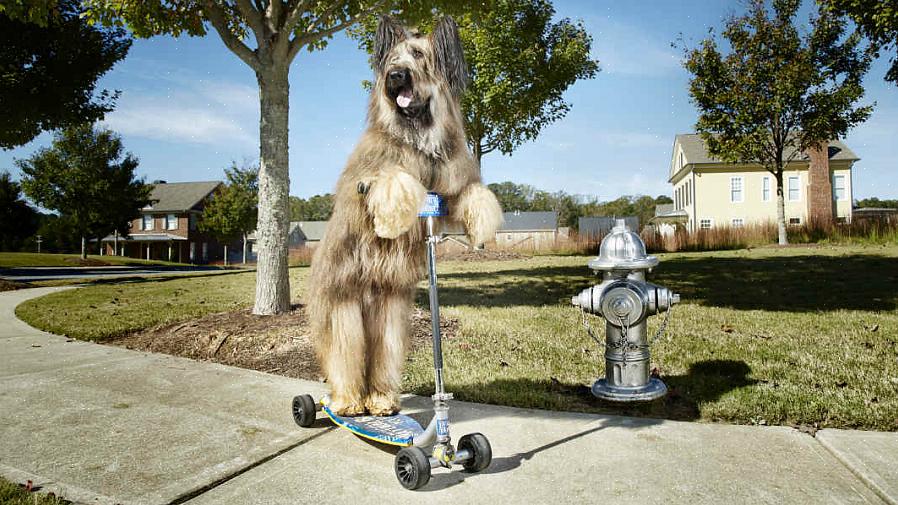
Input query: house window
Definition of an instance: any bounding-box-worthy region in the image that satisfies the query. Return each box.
[788,176,800,201]
[700,219,712,229]
[730,177,743,203]
[685,181,691,206]
[762,176,771,202]
[732,218,744,228]
[833,175,846,201]
[789,217,802,226]
[166,214,178,230]
[142,214,154,231]
[202,242,208,261]
[189,214,197,230]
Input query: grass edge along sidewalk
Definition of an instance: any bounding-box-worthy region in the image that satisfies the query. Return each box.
[14,245,898,431]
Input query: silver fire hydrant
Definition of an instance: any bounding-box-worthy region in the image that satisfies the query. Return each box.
[572,220,680,402]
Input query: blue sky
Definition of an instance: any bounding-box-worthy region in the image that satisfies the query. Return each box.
[2,0,896,200]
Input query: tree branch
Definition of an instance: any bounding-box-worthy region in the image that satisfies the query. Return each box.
[266,0,282,31]
[202,0,261,71]
[235,0,265,38]
[287,2,384,62]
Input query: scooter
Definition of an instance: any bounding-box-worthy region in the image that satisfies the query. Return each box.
[291,192,492,490]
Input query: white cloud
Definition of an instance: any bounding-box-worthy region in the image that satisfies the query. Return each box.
[104,100,256,148]
[589,18,683,77]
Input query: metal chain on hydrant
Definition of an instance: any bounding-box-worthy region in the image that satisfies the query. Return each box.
[578,303,672,353]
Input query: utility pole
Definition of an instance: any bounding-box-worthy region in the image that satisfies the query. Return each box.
[36,235,42,254]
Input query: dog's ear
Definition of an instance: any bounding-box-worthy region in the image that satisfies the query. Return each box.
[373,16,406,73]
[431,16,468,96]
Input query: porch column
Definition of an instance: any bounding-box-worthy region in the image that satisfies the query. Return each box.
[168,242,172,262]
[146,244,150,261]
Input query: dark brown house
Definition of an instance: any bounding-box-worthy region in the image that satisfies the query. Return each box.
[101,181,223,263]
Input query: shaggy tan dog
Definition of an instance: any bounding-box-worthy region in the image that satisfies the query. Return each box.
[308,16,502,417]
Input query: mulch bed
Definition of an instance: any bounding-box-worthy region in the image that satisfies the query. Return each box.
[0,279,31,292]
[441,249,526,261]
[111,305,459,381]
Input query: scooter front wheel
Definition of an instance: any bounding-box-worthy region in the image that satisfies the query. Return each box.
[395,446,431,490]
[291,394,317,427]
[458,433,492,472]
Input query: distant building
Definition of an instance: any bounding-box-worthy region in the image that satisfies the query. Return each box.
[579,216,639,238]
[648,203,687,237]
[496,211,558,249]
[100,181,224,263]
[669,134,858,231]
[243,220,328,261]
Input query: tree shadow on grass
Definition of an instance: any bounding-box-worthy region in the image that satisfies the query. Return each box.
[427,254,898,311]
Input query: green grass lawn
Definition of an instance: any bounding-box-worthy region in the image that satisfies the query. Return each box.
[0,477,69,505]
[0,252,188,268]
[15,245,898,430]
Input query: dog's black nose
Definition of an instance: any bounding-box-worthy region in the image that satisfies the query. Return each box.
[388,68,409,86]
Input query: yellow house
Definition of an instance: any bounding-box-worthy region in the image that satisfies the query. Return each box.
[668,134,858,231]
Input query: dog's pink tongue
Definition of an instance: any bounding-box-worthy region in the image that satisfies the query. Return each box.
[396,89,413,108]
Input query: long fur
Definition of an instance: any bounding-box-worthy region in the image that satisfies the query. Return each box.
[309,16,503,416]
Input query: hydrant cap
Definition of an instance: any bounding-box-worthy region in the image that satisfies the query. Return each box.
[588,219,659,271]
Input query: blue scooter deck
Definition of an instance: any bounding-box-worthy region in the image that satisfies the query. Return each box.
[322,404,424,447]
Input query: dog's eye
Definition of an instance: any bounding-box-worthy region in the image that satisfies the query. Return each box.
[411,49,424,59]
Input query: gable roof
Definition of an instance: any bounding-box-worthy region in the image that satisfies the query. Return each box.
[500,211,557,232]
[670,134,859,181]
[144,181,222,212]
[289,221,328,241]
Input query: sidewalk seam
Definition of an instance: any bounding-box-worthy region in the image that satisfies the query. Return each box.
[814,435,896,505]
[165,427,335,505]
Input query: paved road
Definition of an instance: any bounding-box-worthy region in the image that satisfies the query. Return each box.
[0,265,226,282]
[1,287,895,504]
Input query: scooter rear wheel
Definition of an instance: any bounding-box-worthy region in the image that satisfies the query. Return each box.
[291,394,316,427]
[458,433,492,472]
[395,446,431,490]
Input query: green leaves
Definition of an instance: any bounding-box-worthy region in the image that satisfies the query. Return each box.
[199,163,258,242]
[16,124,151,242]
[0,0,131,148]
[681,0,872,171]
[821,0,898,83]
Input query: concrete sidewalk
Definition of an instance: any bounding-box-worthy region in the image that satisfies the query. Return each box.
[1,287,895,504]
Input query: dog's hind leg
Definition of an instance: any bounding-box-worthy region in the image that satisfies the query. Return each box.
[326,299,368,416]
[364,292,411,416]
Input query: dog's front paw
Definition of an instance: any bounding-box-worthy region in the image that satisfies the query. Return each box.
[454,183,504,246]
[365,391,400,416]
[329,395,367,417]
[366,170,427,239]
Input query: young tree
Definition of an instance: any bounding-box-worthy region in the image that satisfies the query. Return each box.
[0,172,40,251]
[200,163,259,265]
[81,0,480,315]
[0,0,130,149]
[820,0,898,84]
[17,124,151,259]
[355,0,599,168]
[682,0,872,244]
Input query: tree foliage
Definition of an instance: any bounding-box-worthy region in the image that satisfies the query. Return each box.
[17,124,151,258]
[200,163,259,244]
[0,171,40,251]
[289,194,334,221]
[820,0,898,83]
[856,197,898,209]
[681,0,872,244]
[0,0,130,149]
[354,0,598,165]
[487,181,667,229]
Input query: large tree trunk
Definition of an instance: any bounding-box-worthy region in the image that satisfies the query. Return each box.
[775,172,788,245]
[253,68,292,315]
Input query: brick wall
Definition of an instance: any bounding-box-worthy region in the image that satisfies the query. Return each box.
[806,142,834,224]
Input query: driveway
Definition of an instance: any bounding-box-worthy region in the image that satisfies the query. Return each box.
[0,265,226,282]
